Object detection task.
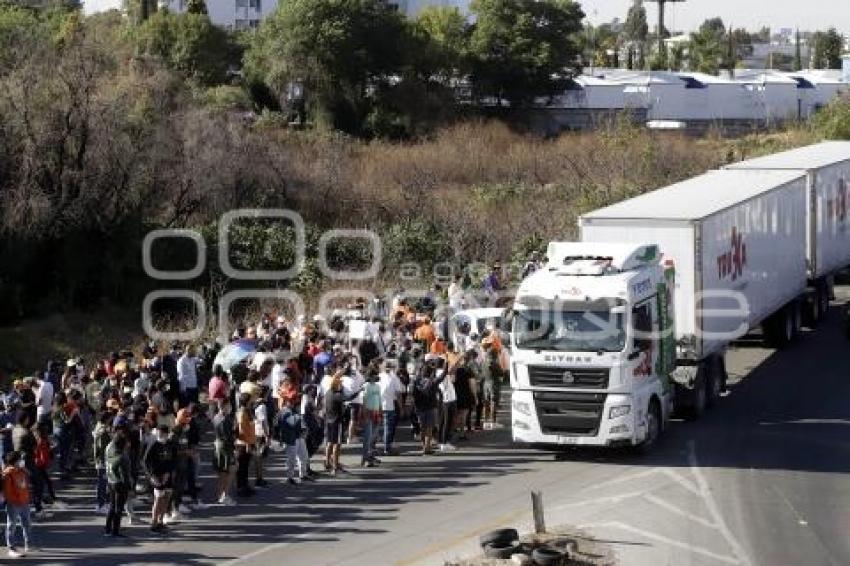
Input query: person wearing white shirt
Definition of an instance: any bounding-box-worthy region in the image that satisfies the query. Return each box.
[341,364,364,444]
[438,367,458,451]
[177,346,199,407]
[34,375,54,425]
[378,365,404,454]
[448,276,465,311]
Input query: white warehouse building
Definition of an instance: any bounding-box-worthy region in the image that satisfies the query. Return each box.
[531,69,849,135]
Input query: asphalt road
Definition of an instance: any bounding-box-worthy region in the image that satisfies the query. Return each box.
[25,289,850,566]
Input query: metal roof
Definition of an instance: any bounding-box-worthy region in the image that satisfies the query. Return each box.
[581,169,805,221]
[724,141,850,171]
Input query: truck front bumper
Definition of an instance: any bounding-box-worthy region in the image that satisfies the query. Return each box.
[511,389,640,447]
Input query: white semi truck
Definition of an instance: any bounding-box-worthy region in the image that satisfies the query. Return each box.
[510,167,813,450]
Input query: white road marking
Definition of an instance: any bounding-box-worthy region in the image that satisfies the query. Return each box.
[578,521,742,565]
[642,493,717,529]
[661,469,701,497]
[548,491,649,511]
[579,468,664,492]
[688,441,754,566]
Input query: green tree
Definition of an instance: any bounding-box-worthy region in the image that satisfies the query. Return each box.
[186,0,208,15]
[244,0,410,132]
[689,17,727,75]
[413,5,469,81]
[623,0,648,43]
[136,11,238,86]
[468,0,584,106]
[812,28,844,69]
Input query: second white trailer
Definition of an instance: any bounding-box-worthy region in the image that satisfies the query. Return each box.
[725,141,850,322]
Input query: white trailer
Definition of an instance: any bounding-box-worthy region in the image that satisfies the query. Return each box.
[725,141,850,323]
[576,169,808,418]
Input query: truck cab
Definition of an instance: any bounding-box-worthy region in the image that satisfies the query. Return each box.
[510,242,676,450]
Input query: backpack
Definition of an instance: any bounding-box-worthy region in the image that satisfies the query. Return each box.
[412,377,432,410]
[34,440,52,469]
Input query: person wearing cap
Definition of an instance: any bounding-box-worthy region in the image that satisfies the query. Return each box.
[104,426,132,538]
[322,371,363,476]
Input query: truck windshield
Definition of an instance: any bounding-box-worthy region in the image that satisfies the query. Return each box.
[514,308,626,353]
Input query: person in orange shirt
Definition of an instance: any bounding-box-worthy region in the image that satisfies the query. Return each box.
[430,337,448,356]
[414,318,437,350]
[3,451,32,558]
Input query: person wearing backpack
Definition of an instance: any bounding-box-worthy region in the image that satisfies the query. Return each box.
[412,357,447,455]
[104,431,132,538]
[32,426,56,508]
[3,451,33,558]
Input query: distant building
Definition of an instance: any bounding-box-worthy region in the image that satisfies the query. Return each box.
[147,0,471,30]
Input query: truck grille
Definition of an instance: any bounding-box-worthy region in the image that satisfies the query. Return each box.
[527,366,610,389]
[533,391,607,436]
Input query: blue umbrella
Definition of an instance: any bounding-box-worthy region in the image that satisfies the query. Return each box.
[213,340,258,373]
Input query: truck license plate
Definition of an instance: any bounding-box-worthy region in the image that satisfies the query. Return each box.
[557,436,578,445]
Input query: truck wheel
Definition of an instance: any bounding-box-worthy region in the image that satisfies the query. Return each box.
[804,293,820,328]
[819,284,830,317]
[764,308,794,349]
[706,356,723,407]
[636,400,661,454]
[792,302,803,337]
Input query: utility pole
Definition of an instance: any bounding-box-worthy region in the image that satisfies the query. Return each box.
[647,0,686,57]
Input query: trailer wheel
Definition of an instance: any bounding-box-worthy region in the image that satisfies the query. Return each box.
[764,308,794,349]
[818,284,830,317]
[706,356,723,407]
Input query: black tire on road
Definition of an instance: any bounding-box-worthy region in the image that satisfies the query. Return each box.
[685,370,706,421]
[636,399,661,454]
[479,528,519,548]
[532,545,568,565]
[483,541,520,559]
[705,355,723,407]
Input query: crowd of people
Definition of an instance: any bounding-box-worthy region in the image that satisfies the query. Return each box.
[0,285,514,559]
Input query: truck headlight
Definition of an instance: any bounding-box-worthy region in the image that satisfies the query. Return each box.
[609,405,631,419]
[513,400,532,417]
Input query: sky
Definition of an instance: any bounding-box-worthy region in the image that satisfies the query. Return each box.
[580,0,850,36]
